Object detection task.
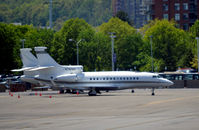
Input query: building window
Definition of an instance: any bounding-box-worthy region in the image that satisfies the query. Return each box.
[163,4,168,11]
[163,14,168,20]
[183,24,189,30]
[174,3,180,11]
[175,14,180,21]
[183,3,188,10]
[183,13,188,20]
[163,0,168,1]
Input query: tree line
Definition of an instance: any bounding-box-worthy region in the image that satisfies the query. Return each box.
[0,0,112,30]
[1,18,199,74]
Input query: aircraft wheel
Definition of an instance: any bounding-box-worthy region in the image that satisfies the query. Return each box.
[88,90,97,96]
[131,89,135,93]
[65,89,71,93]
[59,90,65,94]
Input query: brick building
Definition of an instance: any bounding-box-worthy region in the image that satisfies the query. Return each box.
[151,0,199,30]
[112,0,152,28]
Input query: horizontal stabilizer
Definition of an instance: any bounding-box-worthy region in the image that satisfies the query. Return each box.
[11,67,35,72]
[34,86,51,89]
[27,66,55,71]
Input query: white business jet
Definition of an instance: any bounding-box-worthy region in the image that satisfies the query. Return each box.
[23,47,173,96]
[13,47,173,96]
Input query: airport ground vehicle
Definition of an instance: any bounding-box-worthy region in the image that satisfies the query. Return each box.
[159,72,199,88]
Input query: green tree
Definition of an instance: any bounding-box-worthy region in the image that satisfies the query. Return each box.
[115,11,132,26]
[0,23,18,73]
[189,20,199,69]
[98,17,143,70]
[80,32,111,71]
[51,18,95,65]
[140,19,192,71]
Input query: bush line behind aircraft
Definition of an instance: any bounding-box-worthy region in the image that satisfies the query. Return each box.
[12,47,173,96]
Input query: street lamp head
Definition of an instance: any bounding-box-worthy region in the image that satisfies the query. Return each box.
[196,37,199,40]
[68,39,73,42]
[108,32,116,35]
[20,39,26,42]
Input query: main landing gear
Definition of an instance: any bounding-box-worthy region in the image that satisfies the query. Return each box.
[88,89,101,96]
[88,89,97,96]
[151,88,155,96]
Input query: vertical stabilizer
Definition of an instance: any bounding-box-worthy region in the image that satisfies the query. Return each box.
[34,47,59,66]
[20,48,38,67]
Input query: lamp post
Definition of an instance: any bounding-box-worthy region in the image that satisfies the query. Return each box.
[109,33,116,71]
[196,37,199,73]
[150,35,153,72]
[49,0,52,29]
[20,39,26,48]
[69,39,84,65]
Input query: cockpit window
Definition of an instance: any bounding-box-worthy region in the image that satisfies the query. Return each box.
[152,75,160,78]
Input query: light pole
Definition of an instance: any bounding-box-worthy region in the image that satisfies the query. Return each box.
[110,33,116,71]
[49,0,52,29]
[196,37,199,73]
[150,35,153,72]
[20,39,26,48]
[69,39,84,65]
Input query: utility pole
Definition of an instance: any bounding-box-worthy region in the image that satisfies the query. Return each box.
[150,35,153,72]
[110,33,116,71]
[49,0,52,29]
[44,0,59,29]
[196,37,199,73]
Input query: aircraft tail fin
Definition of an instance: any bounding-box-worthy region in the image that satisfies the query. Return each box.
[34,47,59,67]
[20,48,38,67]
[12,48,38,72]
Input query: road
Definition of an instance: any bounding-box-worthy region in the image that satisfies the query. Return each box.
[0,89,199,130]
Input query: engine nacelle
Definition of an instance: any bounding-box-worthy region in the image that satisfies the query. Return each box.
[55,74,77,82]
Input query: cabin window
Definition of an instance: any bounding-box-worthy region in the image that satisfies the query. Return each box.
[93,78,95,80]
[137,77,139,80]
[120,77,122,80]
[113,77,115,80]
[123,77,125,80]
[90,78,92,80]
[96,78,98,80]
[127,77,129,80]
[133,77,135,80]
[106,78,109,80]
[103,78,105,80]
[110,77,112,80]
[130,77,132,80]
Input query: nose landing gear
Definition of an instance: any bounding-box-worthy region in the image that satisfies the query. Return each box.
[151,88,155,96]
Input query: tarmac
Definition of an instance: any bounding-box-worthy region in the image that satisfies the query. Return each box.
[0,89,199,130]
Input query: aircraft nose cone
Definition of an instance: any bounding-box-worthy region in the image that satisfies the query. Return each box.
[168,80,174,86]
